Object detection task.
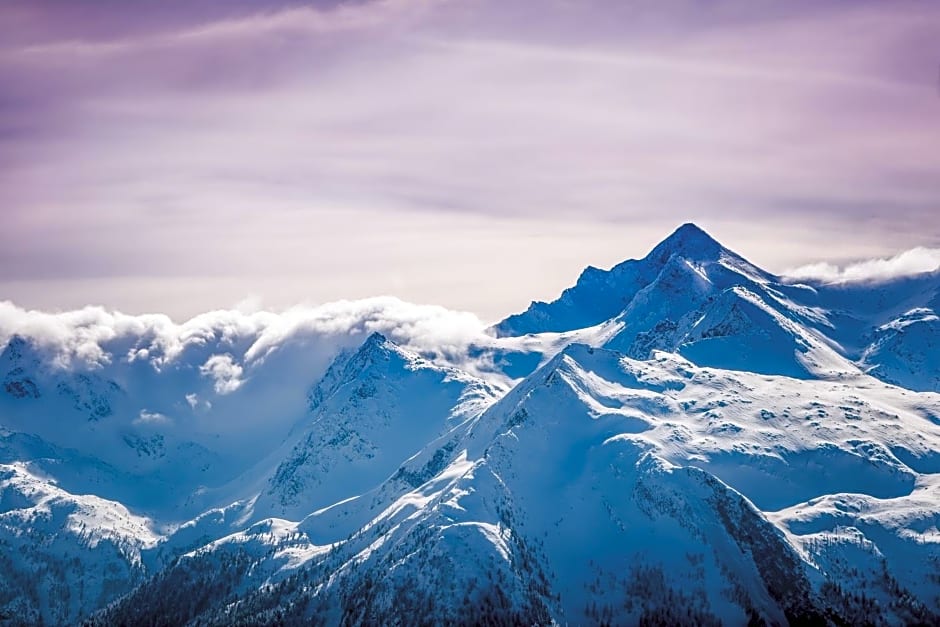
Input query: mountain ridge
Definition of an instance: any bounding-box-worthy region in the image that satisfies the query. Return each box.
[1,224,939,624]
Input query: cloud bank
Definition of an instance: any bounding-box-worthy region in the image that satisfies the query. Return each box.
[0,293,517,491]
[784,247,940,283]
[0,296,492,377]
[0,296,509,455]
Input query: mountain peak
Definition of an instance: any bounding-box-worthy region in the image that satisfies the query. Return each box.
[360,331,390,352]
[338,331,398,374]
[493,223,742,337]
[1,335,32,363]
[306,332,403,413]
[647,222,724,264]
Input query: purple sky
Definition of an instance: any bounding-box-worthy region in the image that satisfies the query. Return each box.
[2,0,939,322]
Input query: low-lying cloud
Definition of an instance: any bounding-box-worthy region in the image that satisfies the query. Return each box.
[0,297,506,453]
[0,296,493,378]
[784,247,940,283]
[0,294,516,490]
[200,354,244,395]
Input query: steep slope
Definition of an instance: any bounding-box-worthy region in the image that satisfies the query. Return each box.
[674,286,852,378]
[0,335,226,515]
[0,463,158,625]
[536,346,937,513]
[94,343,940,624]
[859,308,940,392]
[495,222,765,337]
[4,224,940,624]
[0,335,124,425]
[495,224,850,378]
[251,332,500,521]
[797,270,940,352]
[495,223,940,390]
[0,330,503,623]
[771,475,940,624]
[147,332,502,559]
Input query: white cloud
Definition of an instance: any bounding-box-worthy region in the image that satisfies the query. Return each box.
[0,301,176,369]
[185,392,212,412]
[784,247,940,283]
[0,296,504,461]
[135,409,170,425]
[200,354,244,394]
[0,296,493,377]
[241,297,486,364]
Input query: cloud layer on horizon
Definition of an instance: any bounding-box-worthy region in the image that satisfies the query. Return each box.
[0,294,505,457]
[784,247,940,284]
[6,235,940,377]
[0,296,491,377]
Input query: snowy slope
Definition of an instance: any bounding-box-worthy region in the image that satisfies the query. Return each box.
[494,223,772,337]
[771,474,940,624]
[2,223,940,624]
[859,308,940,392]
[251,332,500,521]
[495,223,940,390]
[92,340,940,625]
[0,334,232,516]
[0,462,158,624]
[0,324,448,519]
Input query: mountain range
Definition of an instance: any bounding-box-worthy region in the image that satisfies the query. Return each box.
[1,223,938,625]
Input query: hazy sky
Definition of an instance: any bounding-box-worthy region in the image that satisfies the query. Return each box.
[2,0,939,322]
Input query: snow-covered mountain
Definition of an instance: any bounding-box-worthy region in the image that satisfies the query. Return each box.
[0,462,158,624]
[495,223,940,390]
[2,224,939,625]
[252,332,500,522]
